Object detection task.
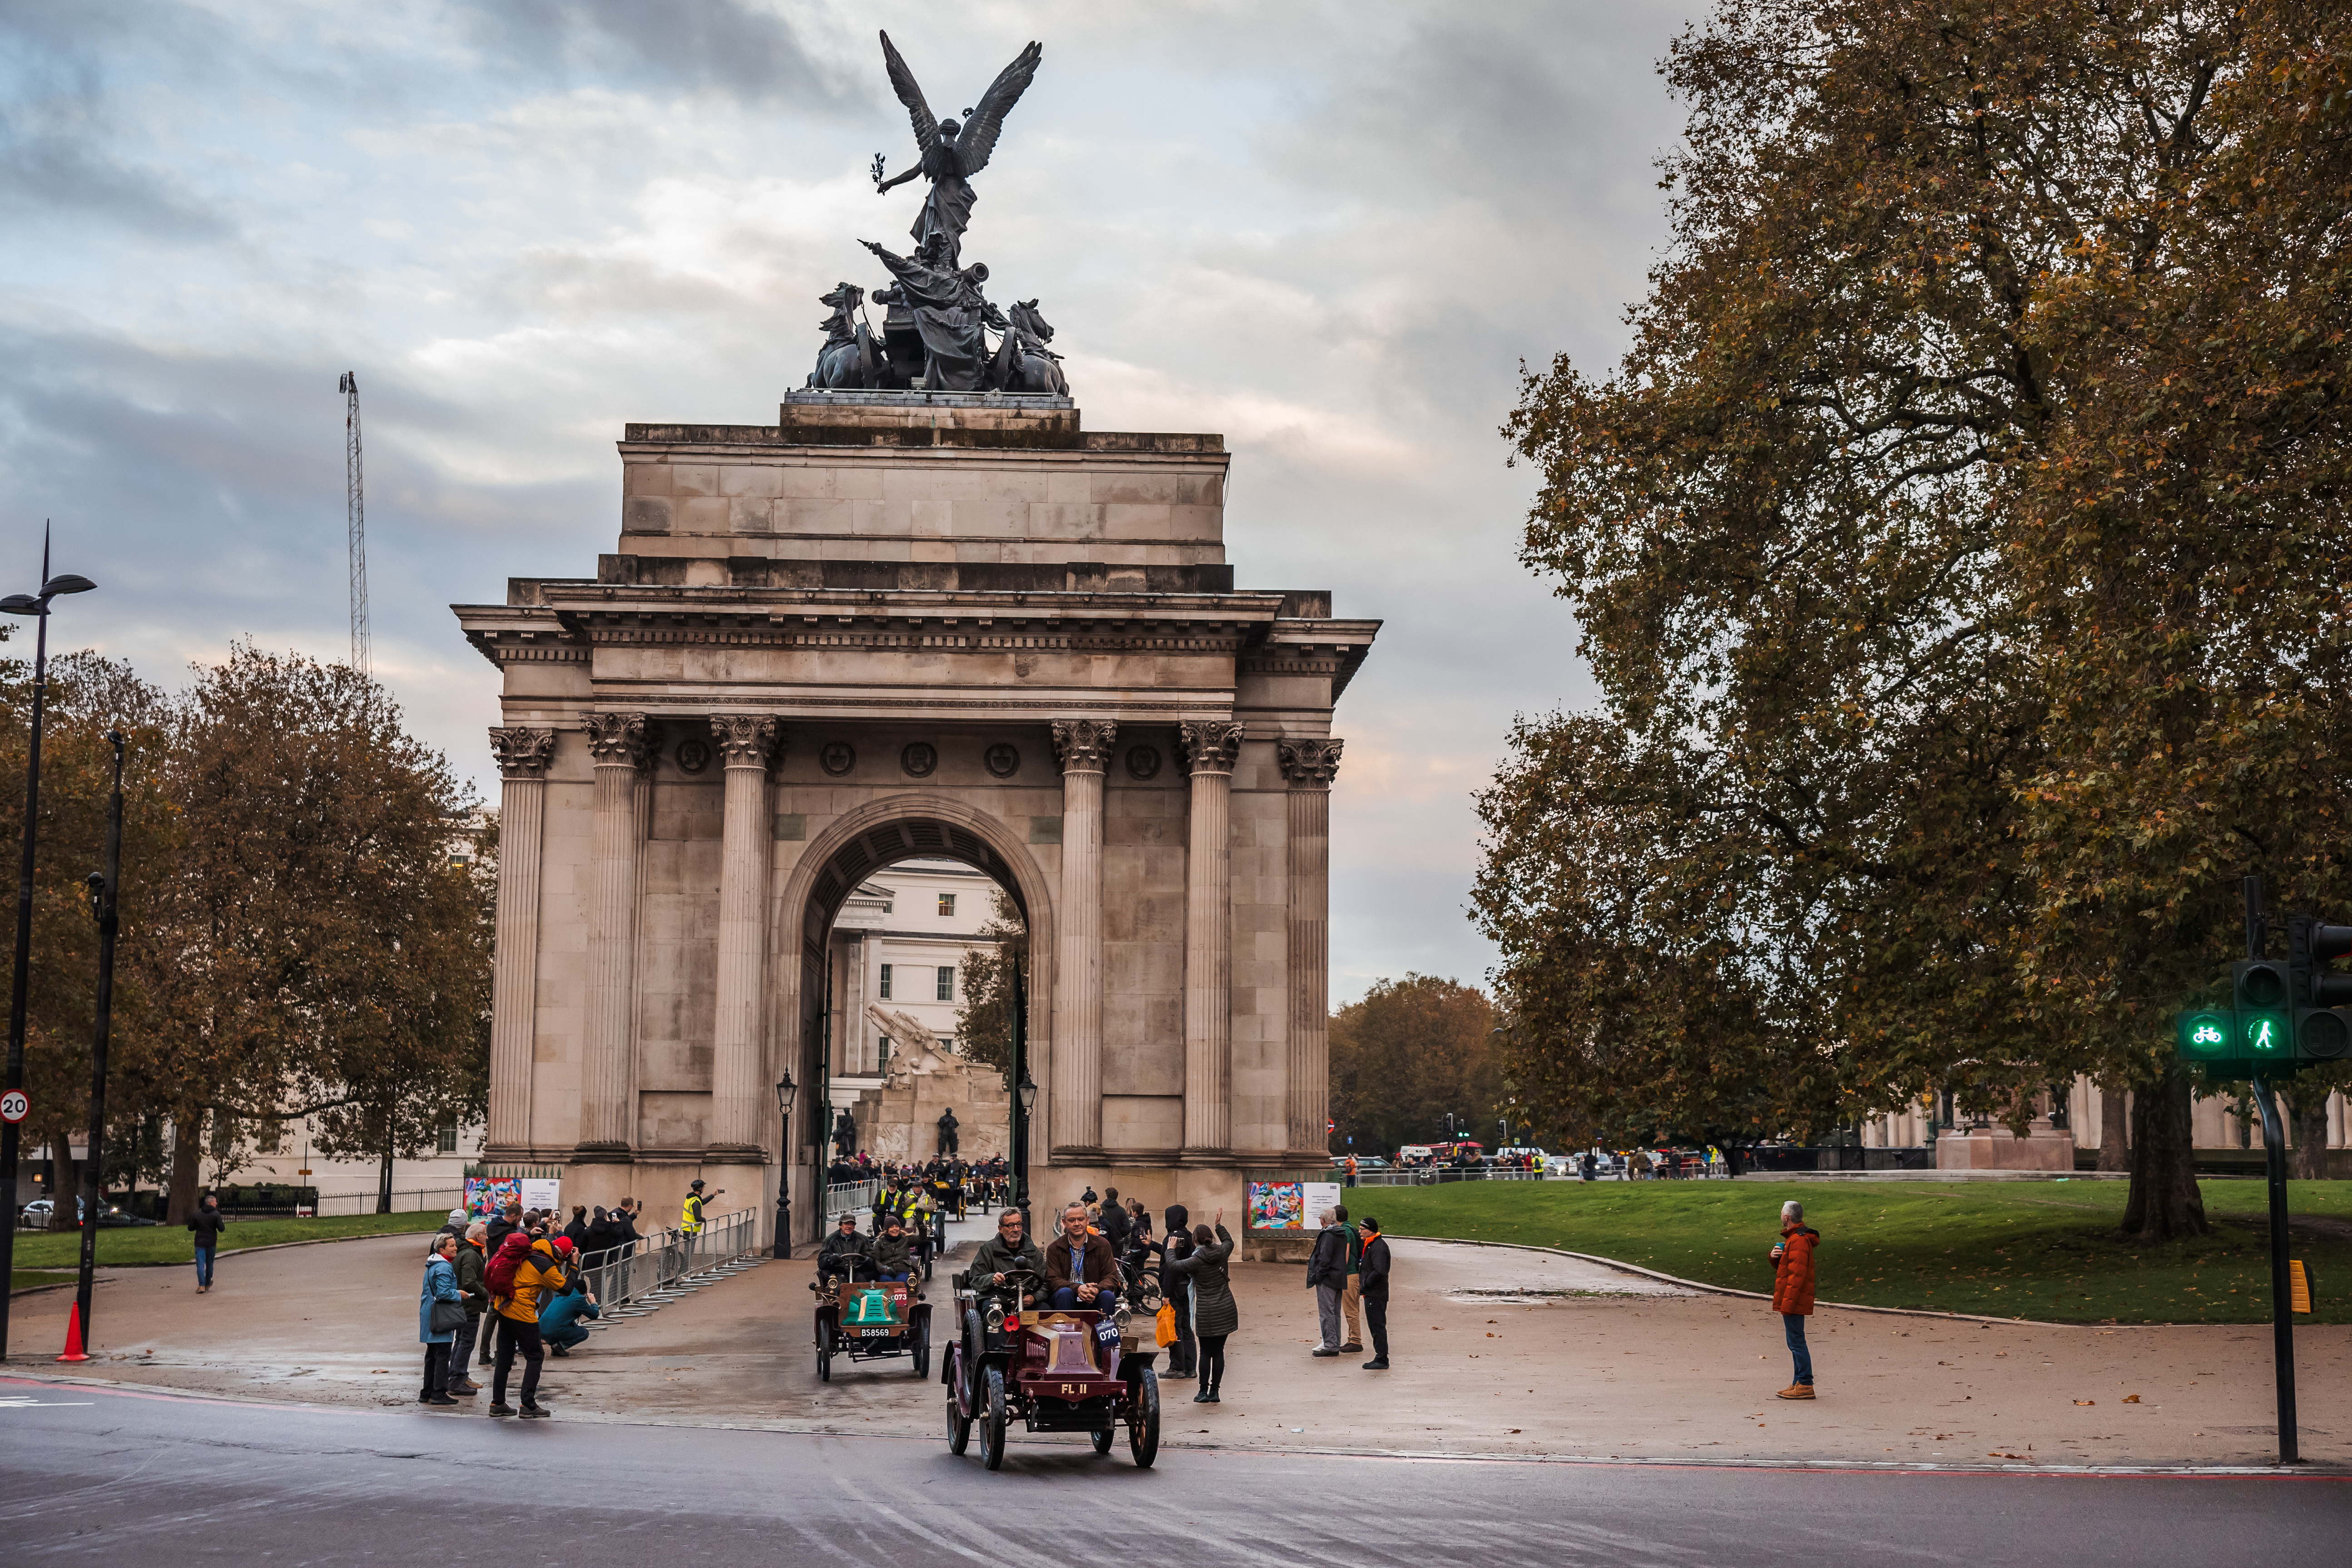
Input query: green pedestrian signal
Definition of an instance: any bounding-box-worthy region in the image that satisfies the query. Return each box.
[2244,1011,2288,1057]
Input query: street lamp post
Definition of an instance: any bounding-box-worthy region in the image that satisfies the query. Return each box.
[773,1071,800,1256]
[0,549,96,1361]
[1009,957,1034,1236]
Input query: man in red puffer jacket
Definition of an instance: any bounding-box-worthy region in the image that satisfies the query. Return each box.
[1770,1200,1820,1400]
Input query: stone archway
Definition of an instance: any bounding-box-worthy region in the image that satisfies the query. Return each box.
[772,795,1056,1243]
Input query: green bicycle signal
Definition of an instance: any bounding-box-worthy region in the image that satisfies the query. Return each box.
[2178,1009,2232,1059]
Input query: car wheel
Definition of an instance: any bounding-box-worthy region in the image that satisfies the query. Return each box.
[817,1320,833,1382]
[946,1353,972,1455]
[1128,1367,1159,1468]
[979,1367,1008,1472]
[911,1313,931,1379]
[1091,1426,1114,1455]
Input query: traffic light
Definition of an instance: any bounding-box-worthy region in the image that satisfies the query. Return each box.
[2177,1006,2233,1065]
[2233,959,2293,1066]
[2289,914,2352,1063]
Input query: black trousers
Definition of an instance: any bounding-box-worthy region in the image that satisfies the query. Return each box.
[420,1343,448,1398]
[1165,1281,1195,1376]
[1364,1286,1389,1361]
[492,1316,545,1406]
[1197,1332,1228,1391]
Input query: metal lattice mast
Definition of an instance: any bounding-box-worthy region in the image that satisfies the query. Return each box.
[338,370,370,675]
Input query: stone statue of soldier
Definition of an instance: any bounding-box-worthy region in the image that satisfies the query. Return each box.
[937,1107,960,1157]
[833,1109,858,1160]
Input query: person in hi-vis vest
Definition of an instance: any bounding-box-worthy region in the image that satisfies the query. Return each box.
[681,1179,722,1235]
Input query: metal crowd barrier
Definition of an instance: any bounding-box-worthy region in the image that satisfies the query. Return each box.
[572,1207,762,1320]
[826,1178,878,1216]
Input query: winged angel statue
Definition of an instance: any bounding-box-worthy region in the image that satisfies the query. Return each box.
[873,30,1042,272]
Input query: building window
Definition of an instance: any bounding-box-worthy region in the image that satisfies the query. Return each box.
[878,1035,892,1070]
[937,965,955,1001]
[938,893,956,917]
[878,963,892,999]
[938,1037,955,1054]
[437,1124,458,1154]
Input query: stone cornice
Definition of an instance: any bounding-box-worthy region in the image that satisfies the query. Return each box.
[488,726,557,780]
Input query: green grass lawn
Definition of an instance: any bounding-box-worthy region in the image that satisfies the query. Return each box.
[1361,1178,2352,1325]
[7,1210,444,1272]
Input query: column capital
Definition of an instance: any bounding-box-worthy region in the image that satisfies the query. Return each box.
[1178,720,1244,777]
[1052,717,1119,773]
[584,711,652,769]
[488,726,557,779]
[711,714,782,769]
[1277,736,1344,789]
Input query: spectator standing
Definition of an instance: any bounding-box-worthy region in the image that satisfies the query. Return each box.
[1336,1204,1364,1354]
[186,1193,227,1294]
[1580,1151,1597,1183]
[1357,1216,1391,1369]
[562,1206,590,1249]
[1166,1213,1235,1403]
[488,1233,562,1418]
[418,1235,463,1406]
[1098,1187,1131,1254]
[447,1220,489,1395]
[680,1179,718,1237]
[1770,1200,1820,1399]
[1159,1203,1196,1378]
[1306,1208,1346,1357]
[436,1207,468,1242]
[485,1200,522,1253]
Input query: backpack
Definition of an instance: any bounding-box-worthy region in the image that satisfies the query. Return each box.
[485,1236,533,1297]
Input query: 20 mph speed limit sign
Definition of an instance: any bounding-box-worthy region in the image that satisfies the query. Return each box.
[0,1090,27,1124]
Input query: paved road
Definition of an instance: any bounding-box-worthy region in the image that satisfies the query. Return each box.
[3,1378,2345,1565]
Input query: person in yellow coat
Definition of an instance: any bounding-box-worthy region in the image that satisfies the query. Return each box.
[681,1178,722,1235]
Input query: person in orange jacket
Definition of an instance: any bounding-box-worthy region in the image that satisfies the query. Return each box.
[1770,1199,1820,1400]
[488,1234,567,1418]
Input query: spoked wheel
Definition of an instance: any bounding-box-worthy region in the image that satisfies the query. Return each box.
[1128,1368,1160,1468]
[947,1352,972,1455]
[1090,1426,1114,1455]
[911,1313,932,1379]
[978,1367,1008,1471]
[816,1320,834,1382]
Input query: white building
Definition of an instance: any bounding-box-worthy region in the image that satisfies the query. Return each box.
[823,858,1006,1119]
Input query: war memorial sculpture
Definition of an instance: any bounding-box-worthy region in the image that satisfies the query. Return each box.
[456,31,1377,1247]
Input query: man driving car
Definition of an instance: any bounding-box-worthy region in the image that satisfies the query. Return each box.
[967,1207,1044,1290]
[817,1211,874,1282]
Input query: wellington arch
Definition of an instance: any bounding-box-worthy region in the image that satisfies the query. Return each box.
[454,392,1378,1245]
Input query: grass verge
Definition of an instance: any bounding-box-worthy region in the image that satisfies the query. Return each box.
[1361,1178,2352,1325]
[7,1211,444,1271]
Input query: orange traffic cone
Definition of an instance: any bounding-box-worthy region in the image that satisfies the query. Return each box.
[56,1301,89,1362]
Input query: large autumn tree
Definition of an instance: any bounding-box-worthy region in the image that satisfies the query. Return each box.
[1489,1,2352,1238]
[1328,975,1504,1154]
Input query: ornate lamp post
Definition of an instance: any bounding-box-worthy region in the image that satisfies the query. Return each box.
[773,1071,797,1259]
[0,551,95,1361]
[1015,1074,1037,1235]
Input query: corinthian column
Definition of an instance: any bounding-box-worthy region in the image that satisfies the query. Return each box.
[1278,738,1341,1159]
[1051,718,1116,1155]
[486,727,556,1153]
[708,715,780,1159]
[1180,720,1244,1155]
[579,712,649,1157]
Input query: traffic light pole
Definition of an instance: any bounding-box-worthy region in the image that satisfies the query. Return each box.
[2249,1074,2299,1465]
[2242,875,2299,1465]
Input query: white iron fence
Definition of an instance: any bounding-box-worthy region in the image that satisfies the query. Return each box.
[572,1208,760,1317]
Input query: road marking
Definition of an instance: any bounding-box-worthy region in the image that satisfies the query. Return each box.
[0,1397,95,1407]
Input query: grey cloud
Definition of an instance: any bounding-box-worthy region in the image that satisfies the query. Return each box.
[454,0,853,108]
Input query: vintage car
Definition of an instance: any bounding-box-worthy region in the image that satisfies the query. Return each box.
[812,1272,932,1382]
[942,1266,1160,1471]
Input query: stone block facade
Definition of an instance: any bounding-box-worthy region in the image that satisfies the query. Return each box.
[457,395,1377,1244]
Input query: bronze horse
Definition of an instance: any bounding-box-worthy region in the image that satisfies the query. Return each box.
[990,298,1065,396]
[809,282,878,389]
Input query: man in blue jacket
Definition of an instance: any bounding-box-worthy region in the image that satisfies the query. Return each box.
[538,1247,601,1356]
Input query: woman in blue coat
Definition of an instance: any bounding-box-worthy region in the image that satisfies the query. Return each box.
[419,1235,463,1406]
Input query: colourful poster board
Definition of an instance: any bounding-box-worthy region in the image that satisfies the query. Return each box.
[464,1176,518,1219]
[1247,1180,1303,1232]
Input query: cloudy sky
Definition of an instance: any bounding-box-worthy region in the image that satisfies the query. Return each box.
[0,0,1689,1002]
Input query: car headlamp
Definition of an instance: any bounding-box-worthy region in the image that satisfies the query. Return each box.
[985,1301,1004,1332]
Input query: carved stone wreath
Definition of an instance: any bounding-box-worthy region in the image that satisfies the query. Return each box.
[675,737,713,774]
[820,740,857,776]
[1124,745,1161,780]
[901,741,937,778]
[984,742,1020,778]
